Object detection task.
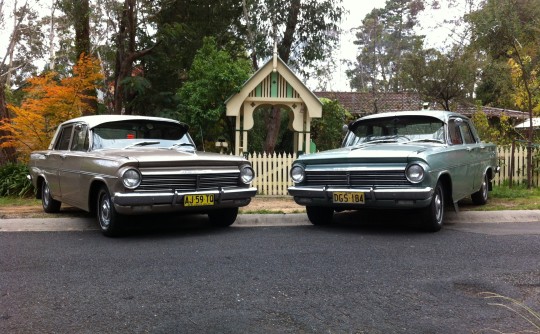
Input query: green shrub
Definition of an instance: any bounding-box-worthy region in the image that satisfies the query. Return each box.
[0,163,34,197]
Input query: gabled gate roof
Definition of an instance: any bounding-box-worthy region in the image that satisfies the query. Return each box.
[226,55,322,118]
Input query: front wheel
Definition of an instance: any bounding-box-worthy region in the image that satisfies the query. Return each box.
[423,181,444,232]
[41,180,61,213]
[208,208,238,227]
[306,206,334,225]
[471,173,489,205]
[97,186,123,237]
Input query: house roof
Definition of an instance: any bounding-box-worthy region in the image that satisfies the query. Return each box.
[314,91,528,120]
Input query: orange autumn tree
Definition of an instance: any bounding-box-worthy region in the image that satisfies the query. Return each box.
[0,54,103,162]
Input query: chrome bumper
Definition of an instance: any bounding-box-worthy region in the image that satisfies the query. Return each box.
[288,186,434,208]
[112,187,257,214]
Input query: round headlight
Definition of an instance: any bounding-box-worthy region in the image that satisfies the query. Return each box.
[240,166,255,184]
[290,165,305,183]
[122,168,141,189]
[406,163,425,183]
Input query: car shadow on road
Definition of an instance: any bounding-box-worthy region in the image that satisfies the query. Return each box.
[321,209,440,234]
[111,213,237,239]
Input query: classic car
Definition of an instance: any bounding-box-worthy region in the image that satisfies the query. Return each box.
[288,110,499,231]
[28,115,257,236]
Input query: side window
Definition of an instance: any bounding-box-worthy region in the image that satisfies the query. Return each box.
[460,122,476,144]
[71,124,89,151]
[448,119,463,145]
[54,125,73,150]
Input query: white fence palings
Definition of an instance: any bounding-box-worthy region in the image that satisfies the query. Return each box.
[246,146,539,195]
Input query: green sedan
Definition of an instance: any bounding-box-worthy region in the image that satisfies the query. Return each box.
[288,110,499,232]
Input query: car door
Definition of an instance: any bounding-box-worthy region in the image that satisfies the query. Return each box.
[446,117,473,200]
[460,119,484,191]
[57,123,89,208]
[40,124,74,201]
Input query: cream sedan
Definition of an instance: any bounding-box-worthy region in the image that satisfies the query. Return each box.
[28,115,256,236]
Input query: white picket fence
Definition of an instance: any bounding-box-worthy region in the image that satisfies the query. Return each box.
[246,145,539,196]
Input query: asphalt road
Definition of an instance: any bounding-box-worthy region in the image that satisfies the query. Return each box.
[1,213,540,333]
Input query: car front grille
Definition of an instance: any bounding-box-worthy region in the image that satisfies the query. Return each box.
[304,170,410,188]
[136,172,240,193]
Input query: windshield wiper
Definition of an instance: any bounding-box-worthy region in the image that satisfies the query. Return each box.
[169,142,196,150]
[406,139,445,144]
[123,141,160,149]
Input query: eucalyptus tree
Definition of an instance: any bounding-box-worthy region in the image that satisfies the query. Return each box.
[242,0,345,153]
[401,45,478,110]
[467,0,540,188]
[139,0,245,116]
[347,0,425,93]
[0,0,46,163]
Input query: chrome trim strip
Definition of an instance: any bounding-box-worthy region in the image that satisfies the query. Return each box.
[288,186,433,201]
[113,187,257,206]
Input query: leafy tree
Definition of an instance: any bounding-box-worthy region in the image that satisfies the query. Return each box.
[57,0,97,115]
[471,108,514,146]
[0,55,103,162]
[467,0,540,187]
[311,99,352,151]
[347,0,425,93]
[402,45,478,110]
[176,37,252,149]
[0,1,47,163]
[243,0,345,153]
[139,0,245,115]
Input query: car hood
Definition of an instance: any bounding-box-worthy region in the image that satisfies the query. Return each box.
[94,148,248,166]
[298,143,442,164]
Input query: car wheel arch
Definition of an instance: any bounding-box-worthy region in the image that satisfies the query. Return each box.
[88,180,108,215]
[35,176,45,199]
[437,173,453,206]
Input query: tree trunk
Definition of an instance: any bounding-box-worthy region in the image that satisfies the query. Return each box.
[73,0,97,115]
[263,107,282,154]
[0,86,16,163]
[263,0,300,153]
[113,0,158,115]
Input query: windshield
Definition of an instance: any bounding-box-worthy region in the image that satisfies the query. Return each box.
[91,120,194,150]
[343,116,445,147]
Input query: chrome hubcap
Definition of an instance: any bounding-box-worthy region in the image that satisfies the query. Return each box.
[43,184,50,206]
[434,190,443,223]
[99,195,111,228]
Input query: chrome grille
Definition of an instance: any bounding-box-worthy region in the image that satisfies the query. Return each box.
[136,172,240,192]
[305,170,409,188]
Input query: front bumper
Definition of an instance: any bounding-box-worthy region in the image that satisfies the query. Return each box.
[113,187,257,215]
[288,186,434,209]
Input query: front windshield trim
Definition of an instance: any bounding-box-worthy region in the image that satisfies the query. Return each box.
[344,115,445,148]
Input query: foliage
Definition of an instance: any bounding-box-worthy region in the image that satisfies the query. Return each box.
[176,37,252,148]
[0,54,103,162]
[471,108,514,145]
[0,163,33,197]
[139,0,245,115]
[348,0,425,92]
[402,46,478,110]
[508,53,540,115]
[474,61,515,108]
[311,99,352,151]
[248,108,293,153]
[244,0,344,77]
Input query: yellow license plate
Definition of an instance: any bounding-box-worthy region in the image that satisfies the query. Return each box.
[184,194,215,207]
[332,192,365,204]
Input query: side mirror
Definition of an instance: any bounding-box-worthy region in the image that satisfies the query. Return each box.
[342,124,349,134]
